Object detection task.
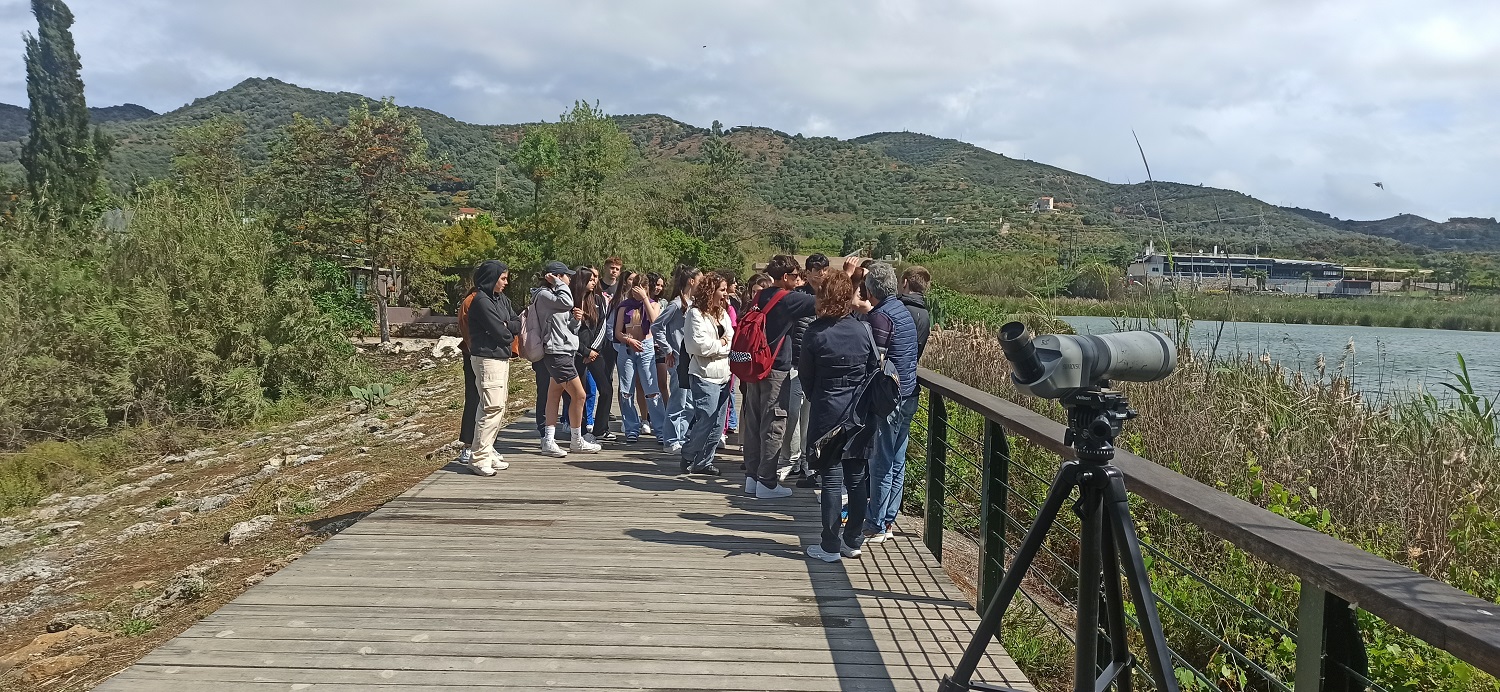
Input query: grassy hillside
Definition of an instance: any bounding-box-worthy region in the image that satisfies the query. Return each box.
[0,77,1484,265]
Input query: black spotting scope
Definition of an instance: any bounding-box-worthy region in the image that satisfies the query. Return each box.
[998,321,1176,398]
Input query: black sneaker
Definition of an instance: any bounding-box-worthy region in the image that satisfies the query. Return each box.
[679,460,691,474]
[796,474,820,488]
[690,464,722,476]
[596,431,619,442]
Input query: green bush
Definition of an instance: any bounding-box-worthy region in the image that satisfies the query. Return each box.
[0,186,364,446]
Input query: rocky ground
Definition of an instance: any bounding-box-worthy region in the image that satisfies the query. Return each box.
[0,336,533,691]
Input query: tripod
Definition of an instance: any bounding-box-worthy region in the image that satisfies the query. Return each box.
[940,388,1179,692]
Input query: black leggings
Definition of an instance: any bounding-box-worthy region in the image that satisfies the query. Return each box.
[581,352,614,436]
[460,353,479,445]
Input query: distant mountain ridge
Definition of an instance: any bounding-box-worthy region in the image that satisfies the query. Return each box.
[1280,207,1500,252]
[0,101,156,140]
[0,77,1493,257]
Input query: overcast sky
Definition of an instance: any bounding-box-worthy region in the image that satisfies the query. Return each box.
[2,0,1496,221]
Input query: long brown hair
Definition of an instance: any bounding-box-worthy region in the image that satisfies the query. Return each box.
[609,270,633,307]
[570,266,599,326]
[671,265,701,302]
[692,273,730,320]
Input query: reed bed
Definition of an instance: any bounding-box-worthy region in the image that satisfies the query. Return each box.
[909,322,1500,691]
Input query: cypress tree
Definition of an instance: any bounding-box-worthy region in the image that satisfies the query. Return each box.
[20,0,110,220]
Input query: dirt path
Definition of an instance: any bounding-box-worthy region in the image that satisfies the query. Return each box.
[0,341,536,690]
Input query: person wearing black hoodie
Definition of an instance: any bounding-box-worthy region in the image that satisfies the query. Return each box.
[899,266,933,359]
[466,260,522,476]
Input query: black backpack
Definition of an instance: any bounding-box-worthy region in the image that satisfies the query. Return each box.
[856,323,901,422]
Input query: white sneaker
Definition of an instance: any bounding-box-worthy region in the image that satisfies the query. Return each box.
[720,434,728,446]
[491,459,509,470]
[455,448,473,465]
[641,423,653,435]
[540,439,568,458]
[863,528,888,544]
[667,442,683,455]
[744,476,757,494]
[840,545,863,559]
[806,545,840,562]
[570,435,602,454]
[471,462,496,477]
[584,433,599,445]
[755,482,793,499]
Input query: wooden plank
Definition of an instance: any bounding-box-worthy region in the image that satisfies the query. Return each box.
[103,664,1031,689]
[172,626,991,648]
[95,419,1034,691]
[919,366,1500,679]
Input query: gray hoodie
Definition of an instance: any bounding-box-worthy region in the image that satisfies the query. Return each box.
[530,283,580,355]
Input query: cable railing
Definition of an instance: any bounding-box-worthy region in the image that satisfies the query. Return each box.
[907,367,1500,692]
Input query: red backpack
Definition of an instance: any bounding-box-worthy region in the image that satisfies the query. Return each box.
[729,289,790,382]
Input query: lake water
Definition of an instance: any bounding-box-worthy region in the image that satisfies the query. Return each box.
[1060,316,1500,401]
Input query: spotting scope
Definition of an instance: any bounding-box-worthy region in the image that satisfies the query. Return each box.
[998,321,1176,399]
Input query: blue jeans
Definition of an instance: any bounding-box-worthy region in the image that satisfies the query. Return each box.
[726,385,739,430]
[681,375,730,469]
[560,369,597,429]
[866,395,921,533]
[615,339,669,438]
[663,360,691,447]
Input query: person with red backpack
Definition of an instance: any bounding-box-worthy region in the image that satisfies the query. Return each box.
[731,255,816,499]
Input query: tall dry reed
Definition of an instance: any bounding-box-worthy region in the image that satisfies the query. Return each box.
[917,323,1499,691]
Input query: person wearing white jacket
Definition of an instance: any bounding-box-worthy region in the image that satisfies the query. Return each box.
[679,274,735,476]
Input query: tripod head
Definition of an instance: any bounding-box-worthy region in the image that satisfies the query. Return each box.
[1061,387,1137,465]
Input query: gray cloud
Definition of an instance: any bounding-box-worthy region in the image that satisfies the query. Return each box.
[0,0,1496,221]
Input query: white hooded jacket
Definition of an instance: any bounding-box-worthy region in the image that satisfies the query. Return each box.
[684,306,734,384]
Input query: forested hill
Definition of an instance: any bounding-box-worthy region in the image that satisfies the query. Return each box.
[0,101,156,140]
[1,77,1489,260]
[0,101,158,169]
[1281,207,1500,252]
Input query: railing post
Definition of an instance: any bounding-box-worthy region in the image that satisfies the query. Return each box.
[1296,581,1370,692]
[924,390,946,561]
[979,418,1010,611]
[1295,583,1327,692]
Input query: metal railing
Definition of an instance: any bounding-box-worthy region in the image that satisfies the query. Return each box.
[909,367,1500,691]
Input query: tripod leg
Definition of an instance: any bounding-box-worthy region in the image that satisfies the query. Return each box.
[1102,469,1180,692]
[1100,523,1133,692]
[941,462,1082,691]
[1074,483,1103,692]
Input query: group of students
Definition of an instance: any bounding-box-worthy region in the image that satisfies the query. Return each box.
[453,252,932,564]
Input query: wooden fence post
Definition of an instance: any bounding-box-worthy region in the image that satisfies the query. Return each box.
[979,418,1010,611]
[924,391,946,560]
[1296,581,1370,692]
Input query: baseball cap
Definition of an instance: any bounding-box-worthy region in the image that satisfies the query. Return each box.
[543,260,576,276]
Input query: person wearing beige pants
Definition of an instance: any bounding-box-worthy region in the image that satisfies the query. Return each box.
[464,260,522,476]
[470,356,511,474]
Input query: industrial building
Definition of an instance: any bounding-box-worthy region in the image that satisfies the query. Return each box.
[1127,243,1360,294]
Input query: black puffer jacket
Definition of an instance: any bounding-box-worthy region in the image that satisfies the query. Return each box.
[899,292,933,359]
[789,312,814,367]
[574,293,610,358]
[468,261,521,360]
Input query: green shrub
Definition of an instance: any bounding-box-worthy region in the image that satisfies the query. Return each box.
[0,186,363,445]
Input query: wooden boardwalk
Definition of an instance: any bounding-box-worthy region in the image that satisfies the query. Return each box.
[96,422,1032,691]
